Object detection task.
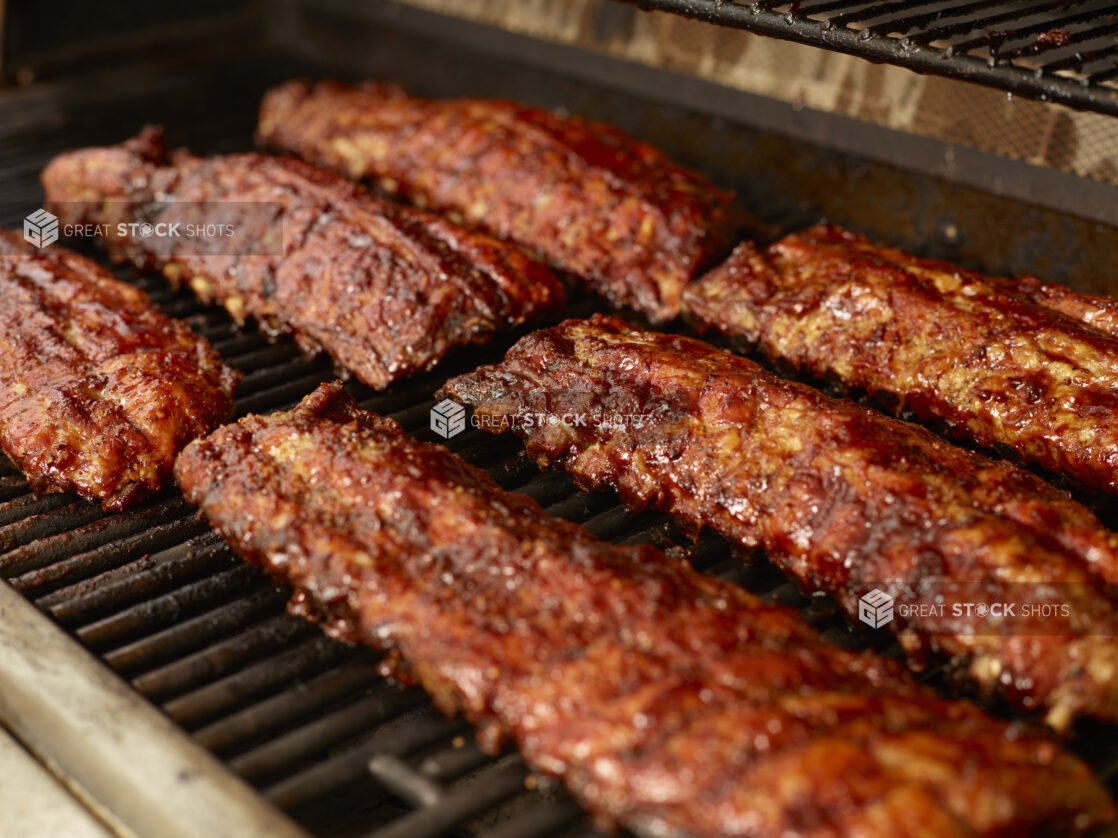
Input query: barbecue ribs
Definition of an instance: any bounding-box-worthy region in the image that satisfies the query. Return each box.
[257,80,740,322]
[41,126,564,390]
[175,382,1114,838]
[990,273,1118,338]
[0,229,237,509]
[683,224,1118,493]
[442,315,1118,731]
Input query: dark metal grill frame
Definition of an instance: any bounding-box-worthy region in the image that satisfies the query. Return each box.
[625,0,1118,115]
[1,9,1117,837]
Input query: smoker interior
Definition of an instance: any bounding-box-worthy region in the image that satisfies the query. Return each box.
[2,12,1118,838]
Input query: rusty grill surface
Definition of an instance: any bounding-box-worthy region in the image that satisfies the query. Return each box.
[628,0,1118,115]
[0,43,1117,838]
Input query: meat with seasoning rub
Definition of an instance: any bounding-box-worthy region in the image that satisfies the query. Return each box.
[41,126,564,390]
[0,229,237,509]
[441,315,1118,731]
[989,272,1118,338]
[683,224,1118,493]
[175,382,1114,838]
[257,80,740,322]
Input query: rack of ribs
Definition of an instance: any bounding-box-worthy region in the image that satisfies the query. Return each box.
[40,126,564,390]
[0,229,237,509]
[257,80,740,322]
[174,381,1114,838]
[683,223,1118,493]
[441,315,1118,731]
[989,273,1118,338]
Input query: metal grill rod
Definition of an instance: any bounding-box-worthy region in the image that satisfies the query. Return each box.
[626,0,1118,114]
[0,581,311,838]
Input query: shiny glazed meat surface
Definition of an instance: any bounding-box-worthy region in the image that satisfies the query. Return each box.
[684,224,1118,494]
[257,80,739,322]
[175,382,1114,838]
[0,229,237,509]
[442,315,1118,731]
[41,126,564,390]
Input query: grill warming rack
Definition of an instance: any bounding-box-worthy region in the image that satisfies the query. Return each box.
[628,0,1118,115]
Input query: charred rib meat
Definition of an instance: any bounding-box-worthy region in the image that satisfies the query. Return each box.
[41,127,564,390]
[442,315,1118,731]
[257,80,740,322]
[175,382,1114,838]
[683,224,1118,493]
[0,229,237,509]
[989,273,1118,338]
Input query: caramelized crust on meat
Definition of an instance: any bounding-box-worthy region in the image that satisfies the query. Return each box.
[40,126,564,390]
[175,382,1113,838]
[990,273,1118,338]
[257,80,740,322]
[0,230,237,509]
[683,224,1118,493]
[442,315,1118,731]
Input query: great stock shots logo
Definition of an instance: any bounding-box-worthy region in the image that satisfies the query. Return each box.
[23,209,59,249]
[16,202,286,256]
[430,400,467,439]
[858,588,895,629]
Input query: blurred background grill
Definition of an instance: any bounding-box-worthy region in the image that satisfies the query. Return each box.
[1,2,1117,837]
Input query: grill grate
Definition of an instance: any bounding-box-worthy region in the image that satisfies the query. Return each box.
[0,46,1116,838]
[624,0,1118,115]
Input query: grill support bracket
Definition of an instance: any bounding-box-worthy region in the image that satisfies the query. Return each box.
[0,580,312,838]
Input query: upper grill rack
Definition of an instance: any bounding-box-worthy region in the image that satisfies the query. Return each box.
[626,0,1118,115]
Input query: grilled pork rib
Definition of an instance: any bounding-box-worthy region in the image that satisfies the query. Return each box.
[41,126,564,390]
[0,229,237,509]
[441,315,1118,731]
[175,382,1113,838]
[257,80,740,322]
[683,224,1118,493]
[989,273,1118,338]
